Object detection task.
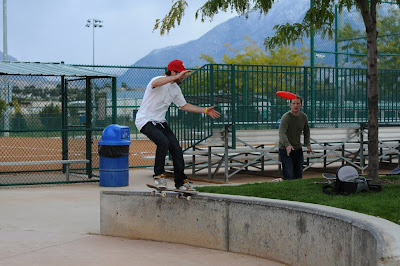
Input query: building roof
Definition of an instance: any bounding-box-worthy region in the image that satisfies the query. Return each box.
[0,61,115,77]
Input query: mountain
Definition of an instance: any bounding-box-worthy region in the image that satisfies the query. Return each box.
[135,0,310,68]
[0,51,18,61]
[118,0,386,87]
[118,0,311,87]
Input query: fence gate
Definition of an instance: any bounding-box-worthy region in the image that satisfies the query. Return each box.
[63,77,96,181]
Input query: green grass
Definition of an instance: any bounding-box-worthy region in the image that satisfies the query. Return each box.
[196,176,400,225]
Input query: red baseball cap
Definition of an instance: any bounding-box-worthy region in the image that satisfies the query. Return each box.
[167,60,186,72]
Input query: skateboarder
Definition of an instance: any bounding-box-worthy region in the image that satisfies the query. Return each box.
[135,60,221,191]
[278,95,313,180]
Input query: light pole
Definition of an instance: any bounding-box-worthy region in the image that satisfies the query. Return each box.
[85,19,103,66]
[2,0,10,137]
[3,0,7,61]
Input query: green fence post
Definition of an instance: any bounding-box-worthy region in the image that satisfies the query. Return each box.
[310,0,315,127]
[86,77,93,178]
[303,67,310,126]
[112,76,117,124]
[244,70,248,129]
[61,76,68,164]
[231,64,236,149]
[335,4,339,128]
[210,64,214,137]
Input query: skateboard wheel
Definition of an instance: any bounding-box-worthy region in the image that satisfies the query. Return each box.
[186,196,191,201]
[151,191,156,196]
[161,192,166,197]
[176,194,179,199]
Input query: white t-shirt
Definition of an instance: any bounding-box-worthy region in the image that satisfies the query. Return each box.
[135,76,187,131]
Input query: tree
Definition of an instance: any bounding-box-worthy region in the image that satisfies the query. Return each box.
[39,103,62,129]
[121,82,128,89]
[199,54,216,64]
[0,98,6,117]
[200,36,308,95]
[11,100,28,131]
[201,35,308,66]
[154,0,394,181]
[339,6,400,69]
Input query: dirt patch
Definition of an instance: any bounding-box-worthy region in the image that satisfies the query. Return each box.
[0,137,157,174]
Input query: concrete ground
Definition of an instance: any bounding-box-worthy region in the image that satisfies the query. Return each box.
[0,169,286,266]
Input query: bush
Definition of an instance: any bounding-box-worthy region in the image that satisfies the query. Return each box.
[39,103,62,129]
[0,99,7,117]
[11,113,28,131]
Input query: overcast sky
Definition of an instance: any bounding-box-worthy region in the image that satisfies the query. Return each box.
[0,0,236,66]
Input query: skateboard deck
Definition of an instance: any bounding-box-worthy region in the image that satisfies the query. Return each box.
[389,167,400,175]
[314,173,337,184]
[322,173,336,180]
[146,184,198,201]
[317,173,372,184]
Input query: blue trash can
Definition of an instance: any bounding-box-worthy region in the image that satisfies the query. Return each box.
[98,124,130,187]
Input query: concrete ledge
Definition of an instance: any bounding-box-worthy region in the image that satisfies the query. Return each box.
[100,190,400,266]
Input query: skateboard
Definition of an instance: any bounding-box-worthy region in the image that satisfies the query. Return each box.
[146,184,198,201]
[322,173,336,180]
[389,167,400,175]
[316,172,373,184]
[314,173,337,184]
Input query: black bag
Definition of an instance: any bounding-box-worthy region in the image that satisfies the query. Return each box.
[323,166,372,195]
[98,145,129,158]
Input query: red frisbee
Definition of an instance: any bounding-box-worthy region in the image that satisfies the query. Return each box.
[276,91,296,100]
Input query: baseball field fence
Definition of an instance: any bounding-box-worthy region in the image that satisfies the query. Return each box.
[1,63,399,186]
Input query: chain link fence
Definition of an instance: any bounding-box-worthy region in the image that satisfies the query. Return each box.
[1,63,400,186]
[0,71,115,186]
[313,2,400,69]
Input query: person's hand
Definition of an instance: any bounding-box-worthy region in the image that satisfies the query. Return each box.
[206,106,221,119]
[307,145,314,155]
[286,145,294,156]
[176,70,192,78]
[173,70,193,85]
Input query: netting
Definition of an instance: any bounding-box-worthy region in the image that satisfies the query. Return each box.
[313,2,400,69]
[1,62,400,186]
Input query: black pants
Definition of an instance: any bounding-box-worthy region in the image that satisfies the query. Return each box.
[140,122,187,188]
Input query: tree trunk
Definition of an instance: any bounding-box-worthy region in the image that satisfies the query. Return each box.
[357,0,379,180]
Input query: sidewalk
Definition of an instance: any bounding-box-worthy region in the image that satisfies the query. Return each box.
[0,169,284,266]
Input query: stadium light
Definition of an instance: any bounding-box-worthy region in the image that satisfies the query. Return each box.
[85,18,104,66]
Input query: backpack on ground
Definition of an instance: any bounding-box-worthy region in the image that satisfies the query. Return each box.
[323,165,380,195]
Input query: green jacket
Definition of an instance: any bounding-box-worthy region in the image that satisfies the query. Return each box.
[278,111,310,150]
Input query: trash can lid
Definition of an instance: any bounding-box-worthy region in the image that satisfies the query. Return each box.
[99,124,131,145]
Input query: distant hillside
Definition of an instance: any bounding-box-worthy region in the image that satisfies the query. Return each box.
[134,0,311,68]
[117,0,380,88]
[0,51,18,61]
[118,0,311,87]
